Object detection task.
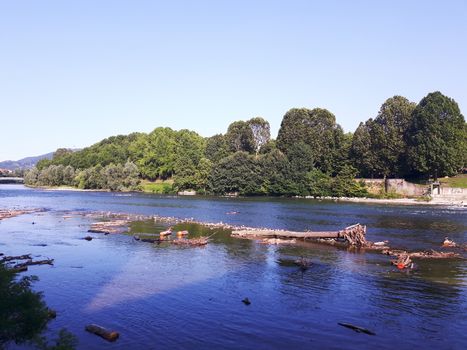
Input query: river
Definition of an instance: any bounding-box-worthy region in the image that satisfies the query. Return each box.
[1,184,466,349]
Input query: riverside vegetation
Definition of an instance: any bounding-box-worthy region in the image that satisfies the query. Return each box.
[25,92,466,197]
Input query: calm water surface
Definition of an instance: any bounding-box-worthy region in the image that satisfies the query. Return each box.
[1,185,466,349]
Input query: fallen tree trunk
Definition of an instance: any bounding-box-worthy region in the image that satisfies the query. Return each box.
[14,259,54,270]
[1,254,32,262]
[232,224,368,247]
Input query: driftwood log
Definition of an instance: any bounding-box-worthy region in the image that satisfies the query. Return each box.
[232,224,368,247]
[85,324,119,342]
[14,259,54,270]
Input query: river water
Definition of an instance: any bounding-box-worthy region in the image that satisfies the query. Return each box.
[1,185,466,349]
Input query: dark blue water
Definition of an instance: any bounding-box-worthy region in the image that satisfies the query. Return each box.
[1,185,466,349]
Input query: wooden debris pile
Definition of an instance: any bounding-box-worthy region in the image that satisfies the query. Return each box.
[339,224,368,247]
[391,252,413,269]
[88,220,130,234]
[382,248,462,269]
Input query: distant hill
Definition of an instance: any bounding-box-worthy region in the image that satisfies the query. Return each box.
[0,152,55,170]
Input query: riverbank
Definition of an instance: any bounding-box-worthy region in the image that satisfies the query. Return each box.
[20,184,467,207]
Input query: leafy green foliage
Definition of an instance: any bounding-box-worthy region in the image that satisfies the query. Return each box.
[23,92,465,196]
[405,91,466,178]
[0,263,77,349]
[208,152,263,195]
[205,134,230,163]
[276,108,346,174]
[350,96,416,178]
[225,121,255,153]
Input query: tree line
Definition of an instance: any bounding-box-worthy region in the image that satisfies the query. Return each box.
[25,91,466,196]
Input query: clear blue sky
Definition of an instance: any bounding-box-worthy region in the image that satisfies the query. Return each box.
[1,0,466,161]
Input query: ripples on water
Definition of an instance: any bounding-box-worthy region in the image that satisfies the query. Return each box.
[0,185,466,349]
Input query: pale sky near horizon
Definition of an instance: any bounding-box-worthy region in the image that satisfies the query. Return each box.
[1,0,466,161]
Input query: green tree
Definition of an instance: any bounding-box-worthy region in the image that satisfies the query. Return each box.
[405,91,466,178]
[173,130,206,190]
[259,149,296,195]
[225,121,255,153]
[306,169,332,197]
[371,96,416,178]
[205,134,230,163]
[132,128,177,179]
[193,158,212,193]
[208,152,262,195]
[349,120,377,177]
[276,108,346,174]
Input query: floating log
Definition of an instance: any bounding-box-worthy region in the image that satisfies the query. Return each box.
[85,324,119,342]
[232,224,368,247]
[83,236,93,241]
[135,235,165,243]
[338,322,376,336]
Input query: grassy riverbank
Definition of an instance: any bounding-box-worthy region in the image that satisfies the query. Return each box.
[439,174,467,189]
[140,179,175,194]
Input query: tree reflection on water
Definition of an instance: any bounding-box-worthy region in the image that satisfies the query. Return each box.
[0,262,77,350]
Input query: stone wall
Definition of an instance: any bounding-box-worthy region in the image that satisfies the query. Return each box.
[432,186,467,198]
[361,179,426,196]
